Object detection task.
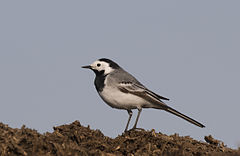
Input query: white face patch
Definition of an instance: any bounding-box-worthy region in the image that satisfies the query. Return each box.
[90,60,114,75]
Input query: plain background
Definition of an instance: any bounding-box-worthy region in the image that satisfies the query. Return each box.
[0,1,240,149]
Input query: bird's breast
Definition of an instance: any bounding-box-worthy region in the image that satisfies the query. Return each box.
[98,86,149,110]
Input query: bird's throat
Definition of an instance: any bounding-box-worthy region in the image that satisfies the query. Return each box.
[94,70,107,92]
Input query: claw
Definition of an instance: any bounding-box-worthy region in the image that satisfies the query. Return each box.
[128,127,145,132]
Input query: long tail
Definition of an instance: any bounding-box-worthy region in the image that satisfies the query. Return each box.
[165,106,205,128]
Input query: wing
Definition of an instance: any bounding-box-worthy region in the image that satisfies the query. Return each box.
[117,81,169,106]
[134,83,169,101]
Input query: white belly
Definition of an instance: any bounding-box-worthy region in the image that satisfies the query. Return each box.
[99,86,149,110]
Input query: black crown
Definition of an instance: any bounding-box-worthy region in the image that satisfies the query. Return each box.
[99,58,120,69]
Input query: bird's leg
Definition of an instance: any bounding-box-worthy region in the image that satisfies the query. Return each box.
[131,108,143,130]
[124,110,133,132]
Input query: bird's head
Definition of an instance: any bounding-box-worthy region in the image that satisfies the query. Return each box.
[82,58,120,75]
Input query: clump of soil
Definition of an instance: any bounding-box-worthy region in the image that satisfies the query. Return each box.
[0,121,239,156]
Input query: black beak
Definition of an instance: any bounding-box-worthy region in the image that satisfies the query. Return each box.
[82,65,92,69]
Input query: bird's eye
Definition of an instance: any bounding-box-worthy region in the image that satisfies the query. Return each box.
[97,63,101,67]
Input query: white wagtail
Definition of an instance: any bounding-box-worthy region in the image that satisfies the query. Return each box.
[82,58,205,132]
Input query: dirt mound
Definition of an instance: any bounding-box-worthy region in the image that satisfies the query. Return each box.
[0,121,239,156]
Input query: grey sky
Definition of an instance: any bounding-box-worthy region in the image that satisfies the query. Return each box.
[0,1,240,148]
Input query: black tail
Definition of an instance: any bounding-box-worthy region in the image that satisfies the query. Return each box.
[165,106,205,128]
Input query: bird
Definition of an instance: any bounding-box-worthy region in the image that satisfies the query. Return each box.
[82,58,205,132]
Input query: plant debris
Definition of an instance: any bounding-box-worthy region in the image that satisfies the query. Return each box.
[0,121,239,156]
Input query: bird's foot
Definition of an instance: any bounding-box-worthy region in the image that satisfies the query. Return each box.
[128,127,145,132]
[123,127,145,135]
